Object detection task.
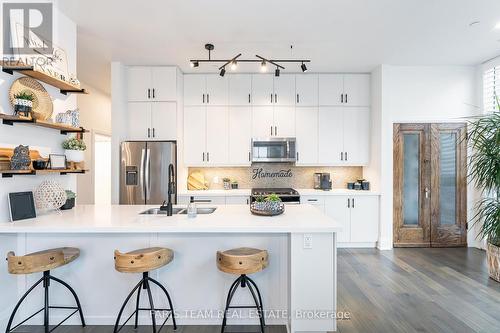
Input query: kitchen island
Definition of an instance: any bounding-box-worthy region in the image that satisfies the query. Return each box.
[0,204,341,332]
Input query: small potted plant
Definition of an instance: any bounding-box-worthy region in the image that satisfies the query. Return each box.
[13,91,34,117]
[222,178,231,190]
[61,190,76,210]
[62,137,86,163]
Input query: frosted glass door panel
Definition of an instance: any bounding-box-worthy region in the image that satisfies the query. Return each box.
[439,133,457,225]
[403,134,420,225]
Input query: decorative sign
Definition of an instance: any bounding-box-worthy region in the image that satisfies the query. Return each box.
[252,167,293,180]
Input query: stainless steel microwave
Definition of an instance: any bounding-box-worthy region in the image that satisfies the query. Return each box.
[251,138,296,163]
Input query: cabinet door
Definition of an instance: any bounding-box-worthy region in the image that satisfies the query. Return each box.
[319,74,344,106]
[325,196,351,243]
[295,107,318,165]
[226,196,250,205]
[296,75,318,106]
[273,74,295,106]
[151,67,177,101]
[229,107,252,165]
[127,67,151,102]
[229,75,252,106]
[273,107,295,137]
[206,75,228,105]
[183,106,206,165]
[350,196,379,243]
[184,75,206,106]
[150,102,176,140]
[343,74,370,106]
[206,106,229,165]
[251,75,274,106]
[300,195,325,212]
[318,107,344,164]
[127,102,152,140]
[342,107,370,165]
[252,106,274,138]
[178,196,226,205]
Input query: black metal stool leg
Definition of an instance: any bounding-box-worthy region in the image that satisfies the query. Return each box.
[148,277,178,331]
[114,278,145,333]
[134,279,143,329]
[143,273,157,333]
[44,272,50,333]
[6,276,44,333]
[49,275,86,327]
[246,278,265,333]
[221,275,242,333]
[246,276,265,326]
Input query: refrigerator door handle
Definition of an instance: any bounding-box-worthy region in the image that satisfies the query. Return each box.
[139,148,146,200]
[145,149,151,200]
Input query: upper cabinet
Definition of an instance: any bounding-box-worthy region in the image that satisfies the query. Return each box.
[319,74,370,106]
[251,74,295,106]
[296,75,318,106]
[229,75,252,105]
[184,74,228,106]
[127,66,177,102]
[273,75,296,106]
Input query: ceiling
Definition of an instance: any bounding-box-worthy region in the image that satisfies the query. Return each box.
[56,0,500,95]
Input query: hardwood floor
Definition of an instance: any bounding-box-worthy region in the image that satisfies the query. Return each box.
[337,248,500,333]
[15,248,500,333]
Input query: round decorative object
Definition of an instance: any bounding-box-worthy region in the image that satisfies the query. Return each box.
[34,180,68,211]
[9,77,53,120]
[250,201,285,216]
[65,149,84,163]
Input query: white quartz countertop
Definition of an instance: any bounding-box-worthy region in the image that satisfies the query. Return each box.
[0,204,342,234]
[178,188,379,196]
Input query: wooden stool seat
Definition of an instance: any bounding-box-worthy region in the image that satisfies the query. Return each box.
[7,247,80,275]
[114,247,173,273]
[217,247,268,275]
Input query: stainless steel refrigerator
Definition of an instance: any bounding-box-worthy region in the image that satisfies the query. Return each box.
[120,141,177,205]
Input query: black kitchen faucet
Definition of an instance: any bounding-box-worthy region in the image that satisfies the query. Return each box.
[160,163,175,216]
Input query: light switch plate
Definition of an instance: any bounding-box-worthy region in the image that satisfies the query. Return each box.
[303,234,313,249]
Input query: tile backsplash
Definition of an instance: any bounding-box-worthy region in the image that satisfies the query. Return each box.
[188,164,363,189]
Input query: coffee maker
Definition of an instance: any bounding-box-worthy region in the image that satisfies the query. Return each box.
[314,173,332,190]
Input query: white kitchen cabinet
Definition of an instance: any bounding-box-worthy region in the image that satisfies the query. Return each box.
[319,74,344,106]
[177,195,226,205]
[229,75,252,105]
[229,107,252,165]
[296,107,318,165]
[342,107,370,165]
[296,75,318,106]
[252,106,274,138]
[251,75,274,106]
[325,196,351,243]
[127,66,177,102]
[343,74,370,106]
[350,196,379,243]
[184,75,206,106]
[318,107,343,164]
[206,75,228,105]
[127,102,176,140]
[183,106,207,165]
[273,75,295,106]
[225,196,250,205]
[300,195,325,211]
[273,107,295,137]
[184,74,228,106]
[206,106,229,165]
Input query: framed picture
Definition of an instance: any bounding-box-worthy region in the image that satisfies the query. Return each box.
[48,154,66,170]
[8,191,36,221]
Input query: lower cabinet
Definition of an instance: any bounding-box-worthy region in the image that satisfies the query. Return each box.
[177,195,250,205]
[225,196,251,205]
[324,195,379,246]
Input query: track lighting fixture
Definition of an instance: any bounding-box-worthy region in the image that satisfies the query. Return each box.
[190,44,310,75]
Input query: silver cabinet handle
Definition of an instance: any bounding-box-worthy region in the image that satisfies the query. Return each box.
[347,197,350,208]
[425,187,429,199]
[145,149,151,199]
[139,149,145,200]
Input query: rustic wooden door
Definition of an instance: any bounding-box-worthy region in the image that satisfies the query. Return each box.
[393,123,467,247]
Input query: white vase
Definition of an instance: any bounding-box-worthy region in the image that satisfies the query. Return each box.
[65,149,84,162]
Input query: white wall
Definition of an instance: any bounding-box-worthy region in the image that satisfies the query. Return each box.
[76,83,111,204]
[365,65,480,250]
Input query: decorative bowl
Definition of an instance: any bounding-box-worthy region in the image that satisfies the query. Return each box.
[32,160,48,170]
[250,201,285,216]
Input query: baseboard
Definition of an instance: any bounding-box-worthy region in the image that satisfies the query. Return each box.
[337,242,377,248]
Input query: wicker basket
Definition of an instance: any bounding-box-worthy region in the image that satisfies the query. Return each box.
[250,202,285,216]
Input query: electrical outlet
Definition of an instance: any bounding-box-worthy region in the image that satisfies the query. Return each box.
[303,234,313,249]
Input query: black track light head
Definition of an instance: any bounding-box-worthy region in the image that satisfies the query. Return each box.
[220,67,226,77]
[301,62,308,72]
[191,61,199,68]
[275,67,280,77]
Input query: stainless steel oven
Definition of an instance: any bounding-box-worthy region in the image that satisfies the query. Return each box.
[251,137,296,163]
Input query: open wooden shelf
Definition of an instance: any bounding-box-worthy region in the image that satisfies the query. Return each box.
[0,169,87,178]
[1,61,88,95]
[0,114,87,135]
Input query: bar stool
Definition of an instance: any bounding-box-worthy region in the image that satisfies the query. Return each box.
[113,247,177,333]
[5,247,85,333]
[217,247,268,333]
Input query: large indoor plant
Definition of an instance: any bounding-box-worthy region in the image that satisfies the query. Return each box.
[62,137,86,163]
[469,98,500,282]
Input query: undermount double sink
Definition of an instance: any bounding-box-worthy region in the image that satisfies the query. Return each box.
[140,207,217,215]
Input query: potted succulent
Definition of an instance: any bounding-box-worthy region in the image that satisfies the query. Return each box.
[13,91,34,117]
[62,137,86,163]
[60,190,76,210]
[469,98,500,282]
